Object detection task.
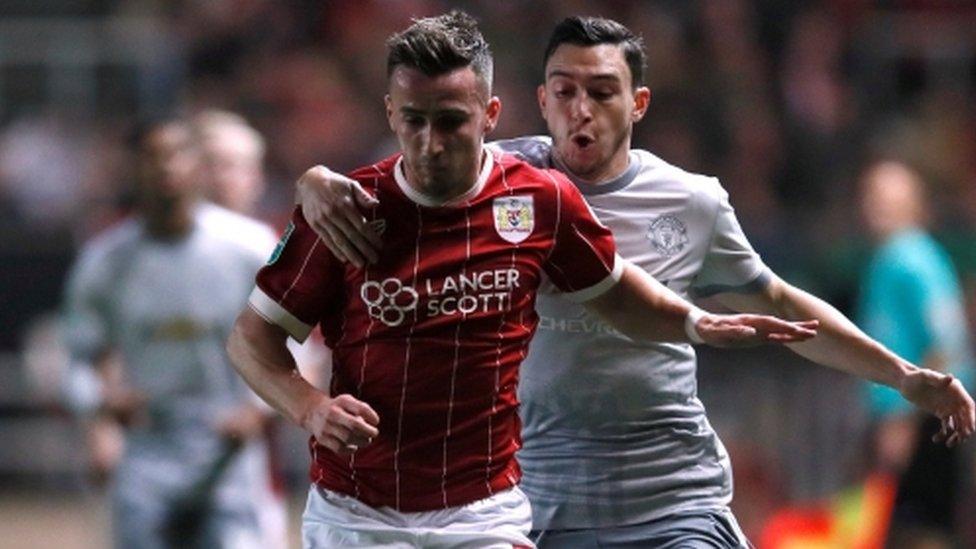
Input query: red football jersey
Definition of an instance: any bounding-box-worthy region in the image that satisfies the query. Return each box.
[250,150,621,511]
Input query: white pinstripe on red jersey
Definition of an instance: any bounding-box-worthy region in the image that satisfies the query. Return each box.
[348,164,384,501]
[393,200,423,510]
[441,204,472,508]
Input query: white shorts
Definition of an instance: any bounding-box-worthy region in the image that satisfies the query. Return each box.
[301,484,535,548]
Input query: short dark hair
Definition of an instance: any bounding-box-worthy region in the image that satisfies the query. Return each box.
[386,10,493,96]
[543,16,646,88]
[128,114,190,154]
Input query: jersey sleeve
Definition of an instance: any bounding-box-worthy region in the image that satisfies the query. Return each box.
[490,136,554,169]
[691,182,769,297]
[61,244,114,415]
[543,173,624,302]
[248,207,343,342]
[63,245,112,364]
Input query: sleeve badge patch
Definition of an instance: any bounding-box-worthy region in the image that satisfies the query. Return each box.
[266,221,295,265]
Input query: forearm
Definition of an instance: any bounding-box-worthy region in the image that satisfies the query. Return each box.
[729,279,914,387]
[226,308,327,428]
[63,359,103,416]
[787,293,912,387]
[585,262,691,342]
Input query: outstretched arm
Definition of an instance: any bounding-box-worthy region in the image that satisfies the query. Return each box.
[584,262,819,347]
[714,273,976,445]
[227,307,379,454]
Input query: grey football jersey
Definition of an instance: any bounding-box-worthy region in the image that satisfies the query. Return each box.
[493,137,768,529]
[63,203,280,508]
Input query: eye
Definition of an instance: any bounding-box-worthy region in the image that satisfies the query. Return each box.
[553,87,573,99]
[404,115,426,127]
[589,88,615,101]
[434,115,466,131]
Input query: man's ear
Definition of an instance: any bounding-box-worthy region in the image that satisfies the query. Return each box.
[385,95,395,131]
[632,87,651,123]
[537,84,548,120]
[484,96,502,133]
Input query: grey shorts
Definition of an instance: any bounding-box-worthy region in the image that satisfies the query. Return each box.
[531,508,749,548]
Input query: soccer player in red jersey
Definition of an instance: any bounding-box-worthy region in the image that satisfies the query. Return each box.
[226,11,816,547]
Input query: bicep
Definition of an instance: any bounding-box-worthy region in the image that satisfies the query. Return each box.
[230,306,294,366]
[581,261,688,341]
[711,272,783,314]
[581,273,628,320]
[691,185,767,296]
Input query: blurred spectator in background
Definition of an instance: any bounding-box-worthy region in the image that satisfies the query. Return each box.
[193,110,267,218]
[60,117,286,549]
[192,108,332,394]
[858,159,975,548]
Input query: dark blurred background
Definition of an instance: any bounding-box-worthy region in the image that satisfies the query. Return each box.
[1,1,975,547]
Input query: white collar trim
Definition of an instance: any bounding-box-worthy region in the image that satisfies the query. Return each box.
[393,149,494,207]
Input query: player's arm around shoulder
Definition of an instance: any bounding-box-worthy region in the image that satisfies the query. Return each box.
[294,164,382,268]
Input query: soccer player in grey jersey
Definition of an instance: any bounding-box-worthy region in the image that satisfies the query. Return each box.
[62,117,286,549]
[292,16,974,547]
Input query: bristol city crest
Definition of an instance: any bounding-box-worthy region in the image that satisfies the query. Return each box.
[648,215,688,256]
[493,196,534,244]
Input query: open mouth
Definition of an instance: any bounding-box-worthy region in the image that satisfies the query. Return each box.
[572,134,595,149]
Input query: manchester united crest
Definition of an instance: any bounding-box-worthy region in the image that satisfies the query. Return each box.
[648,215,688,256]
[493,196,534,244]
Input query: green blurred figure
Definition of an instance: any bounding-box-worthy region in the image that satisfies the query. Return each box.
[858,159,975,548]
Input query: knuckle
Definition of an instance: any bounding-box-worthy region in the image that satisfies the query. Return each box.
[327,402,343,418]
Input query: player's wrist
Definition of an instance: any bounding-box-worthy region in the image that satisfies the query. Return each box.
[893,361,923,392]
[297,392,331,432]
[882,350,918,390]
[684,307,706,344]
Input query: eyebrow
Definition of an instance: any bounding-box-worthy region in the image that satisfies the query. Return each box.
[400,106,470,116]
[546,70,622,83]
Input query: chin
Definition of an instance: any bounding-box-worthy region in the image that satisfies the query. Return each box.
[564,158,598,178]
[423,177,455,196]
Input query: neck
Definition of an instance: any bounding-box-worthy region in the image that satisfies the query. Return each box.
[557,149,632,186]
[881,218,922,239]
[402,149,486,205]
[557,132,633,185]
[143,200,195,240]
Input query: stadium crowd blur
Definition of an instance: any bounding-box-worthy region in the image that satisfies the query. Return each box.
[2,0,976,546]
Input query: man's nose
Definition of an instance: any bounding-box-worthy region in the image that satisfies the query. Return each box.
[161,157,182,180]
[422,128,445,156]
[571,95,593,122]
